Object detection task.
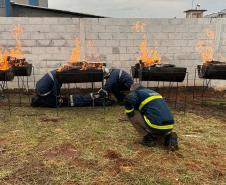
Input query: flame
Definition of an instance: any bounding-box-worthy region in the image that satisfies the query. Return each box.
[132,21,146,32]
[0,49,10,71]
[10,24,24,59]
[85,40,101,63]
[68,38,80,64]
[57,63,72,72]
[86,40,93,48]
[132,21,161,66]
[139,35,161,66]
[0,25,26,70]
[196,29,215,64]
[80,61,104,71]
[204,29,215,40]
[196,41,214,63]
[220,54,226,63]
[57,38,104,72]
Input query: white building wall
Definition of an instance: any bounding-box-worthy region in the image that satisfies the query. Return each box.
[0,18,226,89]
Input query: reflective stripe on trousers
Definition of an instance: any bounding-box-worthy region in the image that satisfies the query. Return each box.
[125,108,134,113]
[144,115,173,130]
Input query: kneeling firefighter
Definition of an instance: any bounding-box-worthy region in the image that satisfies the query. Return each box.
[31,70,62,108]
[124,84,178,151]
[100,68,134,103]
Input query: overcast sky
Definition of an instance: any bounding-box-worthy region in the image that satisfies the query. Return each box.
[49,0,226,18]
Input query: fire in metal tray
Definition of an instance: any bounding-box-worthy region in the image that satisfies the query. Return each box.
[198,60,226,79]
[57,61,105,72]
[131,60,187,82]
[56,62,106,83]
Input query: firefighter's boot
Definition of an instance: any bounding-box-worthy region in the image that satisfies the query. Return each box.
[164,132,178,151]
[141,133,156,147]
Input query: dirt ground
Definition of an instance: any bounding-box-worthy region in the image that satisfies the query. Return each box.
[0,92,226,185]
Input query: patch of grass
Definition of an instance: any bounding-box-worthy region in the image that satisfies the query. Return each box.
[0,96,226,185]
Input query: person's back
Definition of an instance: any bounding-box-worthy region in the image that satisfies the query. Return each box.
[103,68,133,102]
[124,85,178,150]
[31,70,62,108]
[134,87,174,128]
[36,70,57,97]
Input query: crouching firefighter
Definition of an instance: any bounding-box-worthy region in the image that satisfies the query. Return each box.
[31,70,62,108]
[101,68,134,103]
[124,84,178,151]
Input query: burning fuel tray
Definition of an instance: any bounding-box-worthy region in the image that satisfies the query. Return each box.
[0,68,15,81]
[13,64,33,76]
[56,68,104,83]
[197,63,226,79]
[131,65,187,82]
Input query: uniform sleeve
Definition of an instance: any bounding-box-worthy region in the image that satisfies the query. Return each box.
[103,71,118,92]
[124,92,138,118]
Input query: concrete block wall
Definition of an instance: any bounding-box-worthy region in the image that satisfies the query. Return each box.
[0,17,226,89]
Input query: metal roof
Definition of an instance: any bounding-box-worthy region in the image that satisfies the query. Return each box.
[11,2,106,18]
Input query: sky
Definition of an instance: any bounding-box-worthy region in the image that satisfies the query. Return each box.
[49,0,226,18]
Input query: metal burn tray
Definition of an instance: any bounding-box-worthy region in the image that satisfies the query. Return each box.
[131,64,187,82]
[56,68,104,83]
[198,63,226,79]
[13,64,33,76]
[0,68,15,81]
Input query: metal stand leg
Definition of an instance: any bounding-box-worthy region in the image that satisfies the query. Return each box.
[5,81,11,116]
[32,66,36,89]
[0,80,11,116]
[92,82,94,91]
[55,80,59,117]
[17,76,22,105]
[193,68,197,100]
[26,76,31,103]
[175,82,179,108]
[156,81,160,91]
[167,82,173,102]
[201,79,205,103]
[184,72,189,114]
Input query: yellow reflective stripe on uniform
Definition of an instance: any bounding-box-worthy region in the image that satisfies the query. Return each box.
[144,115,173,130]
[125,108,134,113]
[139,95,163,110]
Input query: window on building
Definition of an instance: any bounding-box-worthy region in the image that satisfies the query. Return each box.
[29,0,39,6]
[0,0,5,8]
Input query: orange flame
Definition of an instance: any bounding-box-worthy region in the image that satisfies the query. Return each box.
[0,49,10,71]
[10,24,24,59]
[57,38,104,72]
[196,29,215,64]
[132,21,146,32]
[139,35,161,66]
[86,40,93,48]
[132,21,161,66]
[85,40,101,63]
[68,37,80,64]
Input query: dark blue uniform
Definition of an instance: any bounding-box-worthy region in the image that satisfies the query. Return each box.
[31,70,62,108]
[124,86,174,133]
[69,93,113,107]
[104,69,133,102]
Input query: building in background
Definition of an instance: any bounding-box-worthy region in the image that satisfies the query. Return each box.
[0,0,104,17]
[184,9,207,18]
[184,3,207,18]
[205,9,226,18]
[13,0,48,7]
